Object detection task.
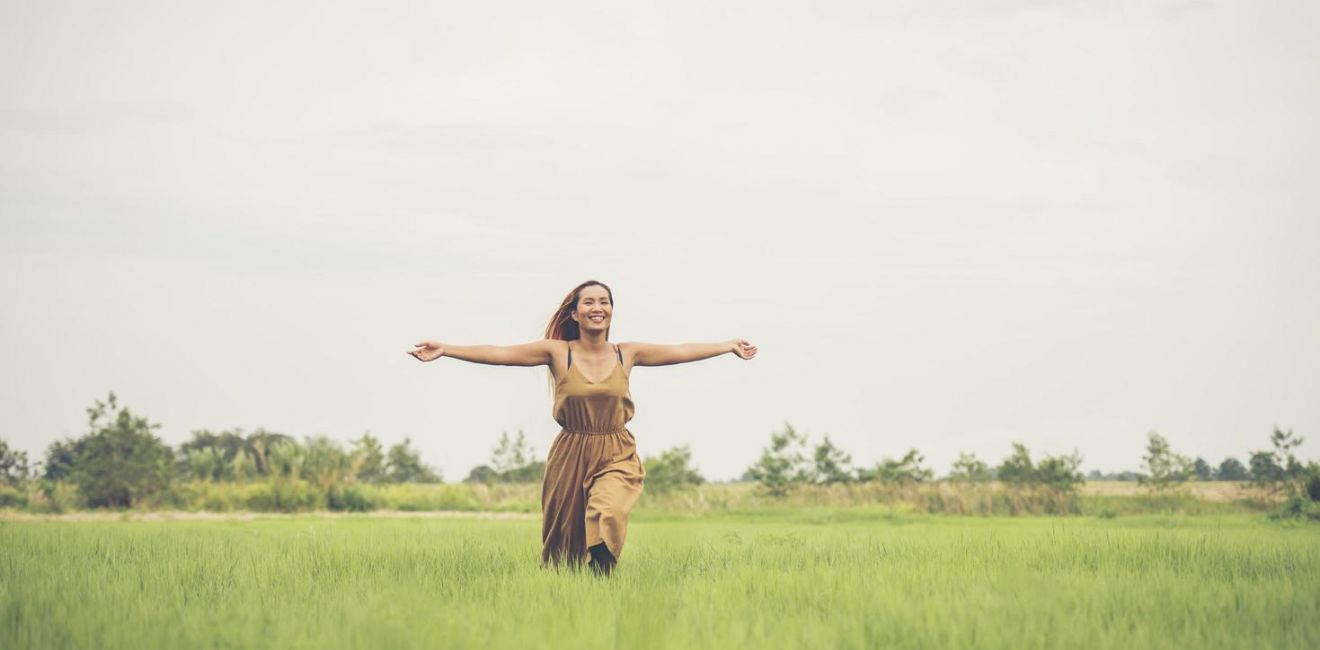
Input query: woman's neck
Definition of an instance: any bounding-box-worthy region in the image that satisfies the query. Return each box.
[575,330,611,353]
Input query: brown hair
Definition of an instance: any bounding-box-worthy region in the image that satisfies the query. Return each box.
[544,280,614,341]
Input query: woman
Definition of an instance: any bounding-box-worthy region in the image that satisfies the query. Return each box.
[406,280,757,574]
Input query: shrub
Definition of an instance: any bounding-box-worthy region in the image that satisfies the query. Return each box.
[994,443,1084,492]
[0,438,30,485]
[386,438,442,483]
[948,452,991,482]
[1036,452,1085,492]
[1216,457,1248,481]
[643,445,705,493]
[0,485,27,509]
[63,393,175,508]
[863,449,933,484]
[745,422,812,496]
[350,433,387,483]
[326,484,375,512]
[811,437,854,485]
[27,480,81,513]
[243,479,321,512]
[1139,431,1192,492]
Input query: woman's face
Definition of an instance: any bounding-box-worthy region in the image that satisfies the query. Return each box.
[571,285,613,334]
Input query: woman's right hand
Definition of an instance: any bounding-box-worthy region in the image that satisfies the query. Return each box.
[407,341,445,362]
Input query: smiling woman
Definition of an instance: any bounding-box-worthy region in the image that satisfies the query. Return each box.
[407,279,757,575]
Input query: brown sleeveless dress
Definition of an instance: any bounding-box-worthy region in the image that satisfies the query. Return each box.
[540,341,646,568]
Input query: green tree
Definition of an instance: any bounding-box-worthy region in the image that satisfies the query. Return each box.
[643,445,705,493]
[179,429,246,475]
[1249,450,1284,485]
[1139,431,1191,492]
[863,449,933,483]
[244,429,294,476]
[1250,427,1308,497]
[947,452,991,482]
[464,464,500,484]
[184,446,225,482]
[231,449,254,484]
[386,438,441,483]
[811,436,854,484]
[491,430,532,475]
[993,443,1083,491]
[500,459,545,483]
[1216,457,1248,481]
[42,437,83,481]
[0,438,31,485]
[266,440,306,479]
[995,443,1037,486]
[350,433,386,483]
[1035,451,1084,492]
[66,392,174,508]
[745,422,811,496]
[486,429,544,482]
[303,435,351,489]
[1191,457,1213,481]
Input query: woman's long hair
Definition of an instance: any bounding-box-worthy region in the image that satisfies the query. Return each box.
[544,280,613,389]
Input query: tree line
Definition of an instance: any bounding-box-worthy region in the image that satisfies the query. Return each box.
[2,393,439,508]
[1,393,1317,511]
[736,423,1319,500]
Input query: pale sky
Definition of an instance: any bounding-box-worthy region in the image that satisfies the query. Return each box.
[3,1,1318,481]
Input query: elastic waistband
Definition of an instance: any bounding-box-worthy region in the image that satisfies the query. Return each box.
[561,427,629,436]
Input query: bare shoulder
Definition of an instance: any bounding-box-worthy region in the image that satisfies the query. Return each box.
[617,341,654,368]
[548,338,570,362]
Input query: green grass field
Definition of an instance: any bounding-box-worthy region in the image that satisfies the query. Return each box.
[3,511,1318,649]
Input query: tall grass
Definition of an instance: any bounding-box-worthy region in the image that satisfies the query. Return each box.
[1,480,1271,517]
[1,514,1317,649]
[637,482,1261,517]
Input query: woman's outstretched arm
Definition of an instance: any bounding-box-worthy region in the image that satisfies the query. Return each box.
[406,339,555,367]
[624,339,757,367]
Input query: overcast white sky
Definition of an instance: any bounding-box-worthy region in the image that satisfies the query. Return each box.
[2,0,1318,481]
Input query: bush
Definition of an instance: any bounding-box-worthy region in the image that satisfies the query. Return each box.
[643,445,705,494]
[365,483,538,512]
[1139,431,1192,492]
[948,453,991,482]
[0,438,30,485]
[811,437,854,485]
[0,485,27,509]
[27,481,81,513]
[386,438,442,483]
[243,479,321,512]
[326,484,375,512]
[745,423,812,496]
[995,442,1084,492]
[1271,496,1320,522]
[863,449,933,484]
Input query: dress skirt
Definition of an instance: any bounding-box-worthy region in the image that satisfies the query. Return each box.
[540,427,646,568]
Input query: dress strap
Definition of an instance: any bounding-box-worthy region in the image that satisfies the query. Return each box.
[614,344,623,365]
[567,341,572,368]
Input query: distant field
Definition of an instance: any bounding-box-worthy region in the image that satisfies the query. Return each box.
[3,512,1317,649]
[1079,481,1253,501]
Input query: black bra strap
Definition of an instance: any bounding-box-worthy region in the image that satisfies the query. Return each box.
[567,341,572,368]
